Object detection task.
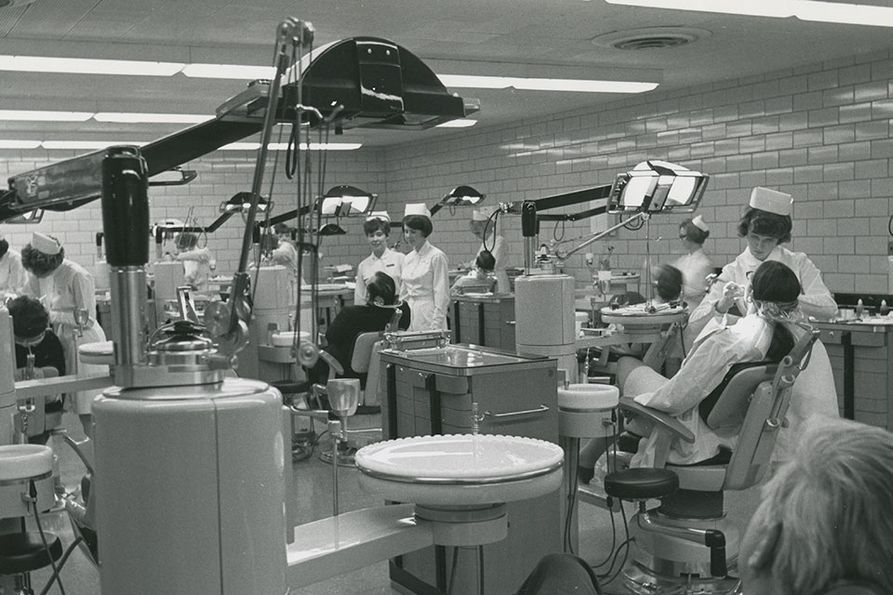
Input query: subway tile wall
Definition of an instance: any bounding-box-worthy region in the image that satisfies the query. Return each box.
[2,47,893,296]
[382,48,893,294]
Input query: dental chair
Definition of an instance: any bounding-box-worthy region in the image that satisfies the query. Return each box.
[602,323,819,595]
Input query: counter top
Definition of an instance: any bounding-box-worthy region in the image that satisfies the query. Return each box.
[380,344,552,376]
[451,293,514,303]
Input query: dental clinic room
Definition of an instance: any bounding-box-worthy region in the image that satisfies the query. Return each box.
[1,1,893,594]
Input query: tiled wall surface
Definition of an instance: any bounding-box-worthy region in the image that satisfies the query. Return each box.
[4,47,893,296]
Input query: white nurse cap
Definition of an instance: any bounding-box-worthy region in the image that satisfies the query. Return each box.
[691,215,709,232]
[32,232,61,255]
[404,203,431,219]
[366,210,391,223]
[749,187,792,216]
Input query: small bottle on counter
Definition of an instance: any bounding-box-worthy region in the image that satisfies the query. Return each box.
[881,300,889,316]
[855,298,864,319]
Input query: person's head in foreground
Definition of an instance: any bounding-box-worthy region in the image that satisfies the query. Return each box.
[750,260,801,318]
[740,416,893,595]
[8,295,50,346]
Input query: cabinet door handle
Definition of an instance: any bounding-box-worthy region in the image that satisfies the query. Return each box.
[483,404,549,420]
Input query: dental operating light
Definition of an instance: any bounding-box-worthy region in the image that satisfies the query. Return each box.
[428,185,485,216]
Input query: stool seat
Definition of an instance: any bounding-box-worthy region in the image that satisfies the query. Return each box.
[557,384,619,411]
[0,532,63,575]
[604,468,678,500]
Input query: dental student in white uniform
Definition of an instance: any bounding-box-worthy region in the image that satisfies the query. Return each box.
[687,187,839,460]
[0,229,27,298]
[673,215,714,312]
[355,211,404,305]
[399,203,450,331]
[21,232,107,436]
[468,206,511,294]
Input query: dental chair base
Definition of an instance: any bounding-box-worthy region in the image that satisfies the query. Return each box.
[624,510,740,595]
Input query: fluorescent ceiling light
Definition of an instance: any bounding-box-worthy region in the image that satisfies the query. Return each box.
[0,110,92,122]
[181,63,276,79]
[223,142,362,151]
[0,140,42,149]
[438,74,658,93]
[41,140,146,150]
[436,119,478,128]
[94,112,214,124]
[604,0,893,27]
[0,55,183,76]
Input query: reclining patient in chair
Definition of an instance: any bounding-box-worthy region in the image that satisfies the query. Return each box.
[310,271,410,387]
[620,260,825,467]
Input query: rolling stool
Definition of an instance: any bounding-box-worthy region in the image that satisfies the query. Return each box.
[557,382,619,553]
[603,469,730,594]
[0,445,64,595]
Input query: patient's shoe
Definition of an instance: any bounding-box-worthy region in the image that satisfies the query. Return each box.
[578,464,595,485]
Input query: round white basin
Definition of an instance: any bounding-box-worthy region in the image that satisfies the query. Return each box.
[79,340,115,365]
[356,434,564,506]
[0,445,53,481]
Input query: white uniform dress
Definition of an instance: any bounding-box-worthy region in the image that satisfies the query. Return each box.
[673,247,713,312]
[687,245,839,460]
[476,233,511,294]
[400,240,450,331]
[23,260,107,415]
[355,248,405,304]
[0,249,27,297]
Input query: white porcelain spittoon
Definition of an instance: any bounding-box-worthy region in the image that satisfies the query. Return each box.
[355,434,563,546]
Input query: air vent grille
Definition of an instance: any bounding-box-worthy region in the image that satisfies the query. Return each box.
[592,27,711,50]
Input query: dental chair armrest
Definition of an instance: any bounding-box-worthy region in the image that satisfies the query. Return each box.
[317,350,344,378]
[619,397,696,443]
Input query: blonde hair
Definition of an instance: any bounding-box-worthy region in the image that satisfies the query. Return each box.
[760,417,893,594]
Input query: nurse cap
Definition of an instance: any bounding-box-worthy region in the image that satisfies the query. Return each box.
[366,210,391,223]
[32,232,61,255]
[471,206,496,222]
[749,187,792,216]
[691,215,709,232]
[404,203,431,219]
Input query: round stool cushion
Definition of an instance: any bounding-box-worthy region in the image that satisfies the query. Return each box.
[558,384,619,411]
[604,468,678,500]
[0,532,63,575]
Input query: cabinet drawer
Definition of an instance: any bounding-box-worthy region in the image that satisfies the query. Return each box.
[820,328,886,347]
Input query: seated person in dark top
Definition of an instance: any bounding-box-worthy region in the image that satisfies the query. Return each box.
[9,295,66,379]
[309,271,410,386]
[8,295,66,443]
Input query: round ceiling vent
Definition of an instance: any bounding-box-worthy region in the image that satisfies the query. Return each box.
[591,27,712,50]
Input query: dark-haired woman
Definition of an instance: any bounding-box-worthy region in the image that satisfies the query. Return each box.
[688,187,837,337]
[355,212,403,305]
[399,203,449,331]
[21,232,107,436]
[0,230,27,297]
